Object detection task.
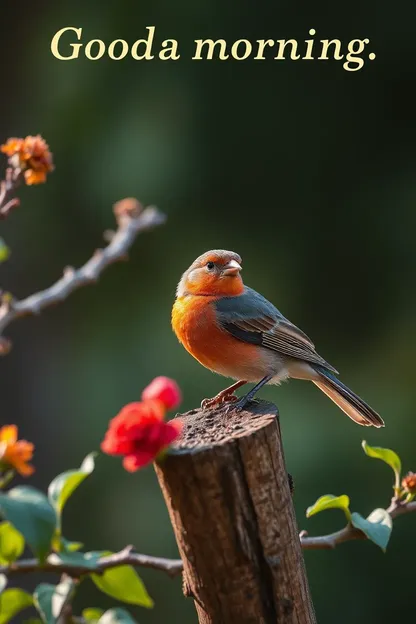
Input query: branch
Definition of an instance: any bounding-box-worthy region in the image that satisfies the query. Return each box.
[0,167,21,219]
[300,500,416,550]
[0,545,183,579]
[0,198,165,351]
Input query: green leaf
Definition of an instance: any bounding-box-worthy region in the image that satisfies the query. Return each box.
[34,578,75,624]
[0,575,6,594]
[89,551,153,608]
[0,239,10,264]
[0,588,33,623]
[82,608,104,622]
[51,534,83,553]
[48,453,96,522]
[98,608,138,624]
[61,537,83,552]
[0,521,25,563]
[306,494,351,522]
[351,508,393,551]
[48,550,100,570]
[0,487,56,562]
[362,440,401,487]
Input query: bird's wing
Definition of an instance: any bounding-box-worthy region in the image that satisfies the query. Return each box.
[215,287,338,373]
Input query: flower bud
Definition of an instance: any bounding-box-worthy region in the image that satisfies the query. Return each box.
[0,425,34,476]
[142,376,182,410]
[402,472,416,494]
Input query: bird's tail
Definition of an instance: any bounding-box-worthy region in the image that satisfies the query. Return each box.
[312,366,384,428]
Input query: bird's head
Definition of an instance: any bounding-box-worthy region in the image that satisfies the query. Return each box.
[176,250,244,297]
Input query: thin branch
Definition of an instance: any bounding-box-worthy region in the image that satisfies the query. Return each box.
[0,545,183,579]
[300,500,416,550]
[300,525,365,550]
[0,167,21,219]
[0,198,166,349]
[98,546,183,577]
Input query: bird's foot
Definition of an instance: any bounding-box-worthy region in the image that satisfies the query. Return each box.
[227,375,273,413]
[223,396,260,415]
[230,395,257,413]
[201,392,239,410]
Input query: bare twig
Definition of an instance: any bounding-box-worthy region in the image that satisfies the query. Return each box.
[0,545,183,579]
[0,198,166,349]
[0,167,21,219]
[300,500,416,550]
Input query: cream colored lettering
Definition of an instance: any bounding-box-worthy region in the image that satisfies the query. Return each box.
[274,39,300,60]
[85,39,106,60]
[50,26,82,60]
[231,39,252,60]
[108,39,129,60]
[131,26,155,60]
[193,39,229,60]
[159,39,180,60]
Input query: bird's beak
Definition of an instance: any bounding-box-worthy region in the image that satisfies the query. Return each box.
[222,260,242,276]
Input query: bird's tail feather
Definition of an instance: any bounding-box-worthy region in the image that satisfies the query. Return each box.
[312,367,384,428]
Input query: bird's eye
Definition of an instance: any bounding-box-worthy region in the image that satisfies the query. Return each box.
[206,262,215,271]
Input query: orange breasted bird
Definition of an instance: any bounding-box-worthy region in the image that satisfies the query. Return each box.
[171,250,384,427]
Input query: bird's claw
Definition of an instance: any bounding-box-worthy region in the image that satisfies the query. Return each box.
[201,393,239,410]
[231,396,260,413]
[223,402,238,415]
[233,399,247,412]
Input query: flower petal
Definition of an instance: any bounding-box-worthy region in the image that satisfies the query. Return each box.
[142,377,182,410]
[123,451,155,472]
[0,425,18,444]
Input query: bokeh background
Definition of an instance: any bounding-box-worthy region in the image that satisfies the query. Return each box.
[1,2,415,622]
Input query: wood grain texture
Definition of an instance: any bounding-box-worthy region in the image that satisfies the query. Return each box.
[155,400,316,624]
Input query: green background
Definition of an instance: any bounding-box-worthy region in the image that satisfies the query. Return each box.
[1,2,415,622]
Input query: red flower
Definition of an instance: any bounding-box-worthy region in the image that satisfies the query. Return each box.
[101,399,182,472]
[141,376,182,410]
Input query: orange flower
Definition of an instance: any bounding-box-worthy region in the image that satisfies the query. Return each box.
[402,472,416,494]
[0,425,34,476]
[1,135,54,185]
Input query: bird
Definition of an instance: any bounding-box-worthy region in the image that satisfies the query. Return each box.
[171,250,384,427]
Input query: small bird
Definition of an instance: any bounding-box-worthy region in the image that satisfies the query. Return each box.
[172,250,384,427]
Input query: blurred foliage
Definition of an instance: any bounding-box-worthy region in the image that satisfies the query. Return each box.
[305,442,416,552]
[0,1,415,622]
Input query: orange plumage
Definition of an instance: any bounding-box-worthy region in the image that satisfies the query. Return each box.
[172,293,260,378]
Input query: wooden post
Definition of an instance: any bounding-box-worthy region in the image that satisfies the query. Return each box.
[154,400,316,624]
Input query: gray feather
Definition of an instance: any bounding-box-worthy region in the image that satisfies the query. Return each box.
[215,287,338,373]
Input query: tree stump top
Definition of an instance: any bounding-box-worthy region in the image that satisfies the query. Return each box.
[173,400,278,450]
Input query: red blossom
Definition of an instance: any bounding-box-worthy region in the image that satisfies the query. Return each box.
[141,376,182,410]
[101,399,182,472]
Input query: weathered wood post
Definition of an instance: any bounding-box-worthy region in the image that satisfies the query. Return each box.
[155,400,316,624]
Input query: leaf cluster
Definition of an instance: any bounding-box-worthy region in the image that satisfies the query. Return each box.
[0,455,152,623]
